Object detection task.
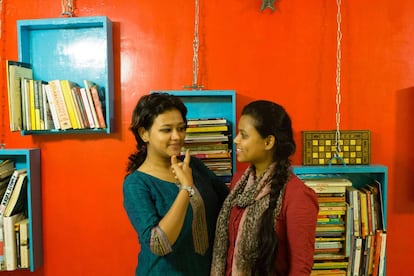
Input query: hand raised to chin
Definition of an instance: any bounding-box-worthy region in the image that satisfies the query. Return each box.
[171,149,194,187]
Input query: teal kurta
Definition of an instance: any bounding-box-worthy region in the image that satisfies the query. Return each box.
[123,157,229,276]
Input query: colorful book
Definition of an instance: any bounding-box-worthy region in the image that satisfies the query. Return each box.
[186,125,228,133]
[0,169,27,216]
[60,80,82,129]
[3,172,28,217]
[47,80,72,130]
[187,118,227,126]
[19,218,29,269]
[90,85,107,128]
[5,60,33,131]
[3,212,25,270]
[83,80,100,128]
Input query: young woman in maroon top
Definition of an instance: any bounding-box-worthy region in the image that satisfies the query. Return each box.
[211,100,319,276]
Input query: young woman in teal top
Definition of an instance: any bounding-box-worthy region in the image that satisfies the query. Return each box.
[123,93,229,275]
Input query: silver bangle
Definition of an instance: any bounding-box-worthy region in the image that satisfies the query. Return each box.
[177,184,195,197]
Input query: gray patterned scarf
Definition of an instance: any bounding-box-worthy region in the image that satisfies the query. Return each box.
[211,163,285,276]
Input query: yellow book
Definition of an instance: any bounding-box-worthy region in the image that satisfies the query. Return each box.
[186,125,228,133]
[60,80,81,129]
[29,79,36,130]
[19,218,29,268]
[359,191,368,238]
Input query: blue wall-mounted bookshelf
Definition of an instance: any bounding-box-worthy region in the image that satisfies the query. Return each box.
[0,148,42,272]
[17,16,114,135]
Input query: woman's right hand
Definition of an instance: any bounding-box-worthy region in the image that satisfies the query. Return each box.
[171,149,194,188]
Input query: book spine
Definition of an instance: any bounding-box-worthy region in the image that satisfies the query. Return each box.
[3,213,25,271]
[79,88,96,128]
[60,80,80,129]
[29,80,36,130]
[19,219,29,268]
[90,86,106,128]
[48,81,72,130]
[0,171,19,216]
[186,125,228,133]
[190,152,231,159]
[44,84,61,129]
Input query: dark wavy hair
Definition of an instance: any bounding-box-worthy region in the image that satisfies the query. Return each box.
[126,92,187,174]
[242,100,296,275]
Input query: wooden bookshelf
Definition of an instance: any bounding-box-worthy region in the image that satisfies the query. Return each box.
[17,16,114,135]
[0,148,42,272]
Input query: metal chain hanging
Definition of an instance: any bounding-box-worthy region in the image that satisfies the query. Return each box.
[334,0,342,159]
[185,0,202,89]
[61,0,74,17]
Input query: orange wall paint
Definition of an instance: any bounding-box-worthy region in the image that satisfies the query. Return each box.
[1,0,413,275]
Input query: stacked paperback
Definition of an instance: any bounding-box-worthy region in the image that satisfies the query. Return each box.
[0,160,30,271]
[183,118,232,184]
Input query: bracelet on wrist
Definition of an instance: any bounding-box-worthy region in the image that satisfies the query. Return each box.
[176,184,195,197]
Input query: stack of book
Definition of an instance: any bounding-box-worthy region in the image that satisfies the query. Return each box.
[304,177,353,275]
[6,60,106,131]
[183,118,232,183]
[0,164,30,271]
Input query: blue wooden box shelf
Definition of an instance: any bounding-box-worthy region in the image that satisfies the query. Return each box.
[292,164,388,275]
[154,90,237,175]
[17,16,114,135]
[0,148,42,272]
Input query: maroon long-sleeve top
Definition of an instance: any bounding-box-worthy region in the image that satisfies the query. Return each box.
[225,173,319,276]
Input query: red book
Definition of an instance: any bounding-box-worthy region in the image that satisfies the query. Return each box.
[90,85,106,128]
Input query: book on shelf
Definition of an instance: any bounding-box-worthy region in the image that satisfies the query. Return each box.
[21,78,32,130]
[359,191,369,238]
[41,83,55,130]
[360,186,375,235]
[190,152,232,159]
[3,212,25,271]
[44,84,61,130]
[0,169,27,216]
[187,118,227,126]
[60,80,82,129]
[83,80,100,128]
[346,186,361,237]
[5,60,33,131]
[71,86,89,128]
[365,181,385,231]
[0,160,15,180]
[3,172,28,217]
[28,79,37,130]
[90,85,107,128]
[186,125,229,133]
[351,237,363,276]
[33,80,44,130]
[311,269,346,276]
[313,261,349,270]
[18,218,29,269]
[378,232,387,276]
[371,229,383,276]
[48,80,72,130]
[304,178,352,194]
[79,87,97,128]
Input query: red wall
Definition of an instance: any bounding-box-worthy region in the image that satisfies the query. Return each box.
[1,0,413,275]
